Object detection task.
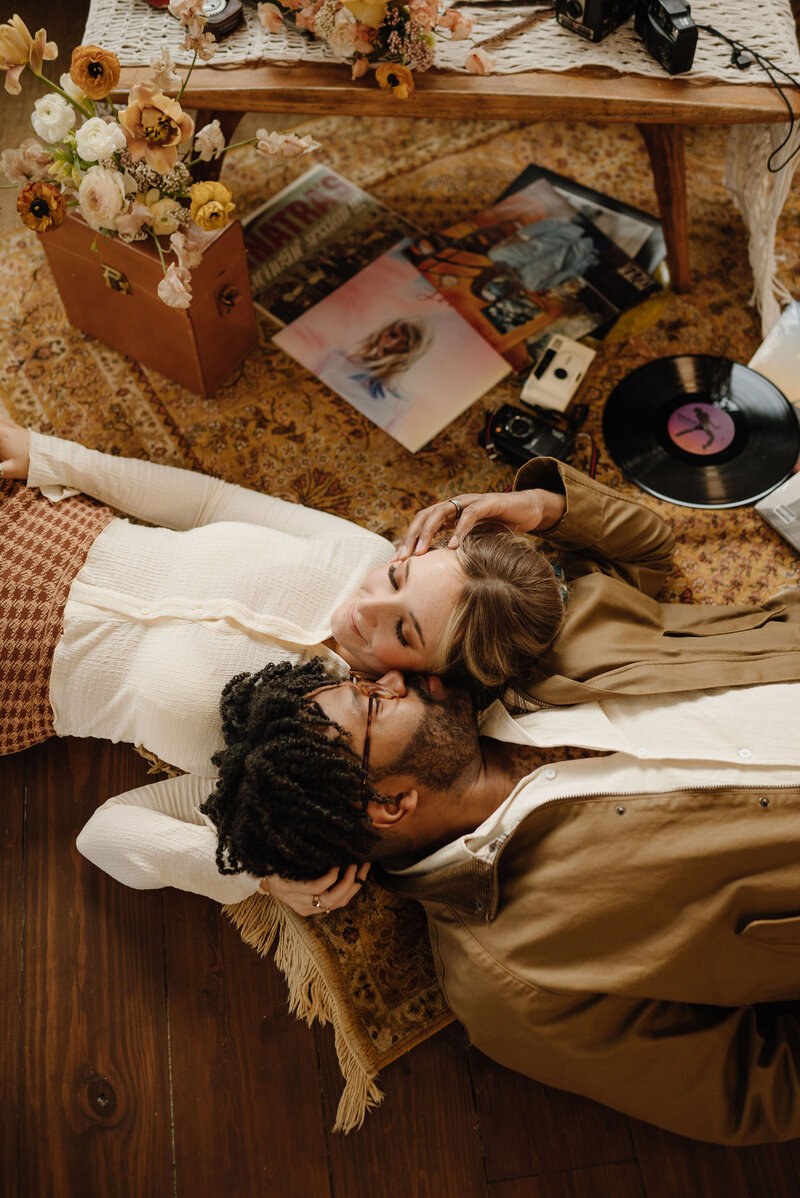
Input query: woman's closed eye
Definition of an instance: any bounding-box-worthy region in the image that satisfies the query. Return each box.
[395,619,410,649]
[388,563,399,591]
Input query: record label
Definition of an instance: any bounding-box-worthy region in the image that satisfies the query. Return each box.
[602,355,800,508]
[666,402,736,456]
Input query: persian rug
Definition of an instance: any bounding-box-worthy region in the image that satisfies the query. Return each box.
[2,114,799,1132]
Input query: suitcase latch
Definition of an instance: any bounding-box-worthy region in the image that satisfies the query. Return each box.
[101,265,132,294]
[217,285,239,315]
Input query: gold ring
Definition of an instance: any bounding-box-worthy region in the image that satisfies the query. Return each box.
[449,498,463,518]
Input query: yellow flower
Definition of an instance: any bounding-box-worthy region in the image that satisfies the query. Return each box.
[119,82,195,174]
[341,0,387,28]
[0,14,57,95]
[69,44,121,101]
[144,187,183,236]
[376,63,415,99]
[16,180,66,232]
[189,181,235,232]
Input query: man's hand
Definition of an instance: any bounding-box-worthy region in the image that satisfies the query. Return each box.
[393,489,567,560]
[0,419,31,480]
[259,863,370,916]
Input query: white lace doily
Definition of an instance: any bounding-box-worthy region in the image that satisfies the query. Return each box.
[85,0,800,79]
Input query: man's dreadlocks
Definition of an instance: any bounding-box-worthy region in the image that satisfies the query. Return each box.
[200,660,378,882]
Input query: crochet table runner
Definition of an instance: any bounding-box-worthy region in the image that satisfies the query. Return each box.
[85,0,800,78]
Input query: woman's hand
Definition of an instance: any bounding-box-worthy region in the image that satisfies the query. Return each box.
[259,863,370,916]
[0,419,31,480]
[393,489,566,559]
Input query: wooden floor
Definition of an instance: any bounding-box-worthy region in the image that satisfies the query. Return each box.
[3,2,800,1195]
[3,736,800,1197]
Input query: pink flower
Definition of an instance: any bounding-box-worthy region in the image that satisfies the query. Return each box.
[257,2,285,32]
[194,119,225,161]
[77,165,127,231]
[0,137,51,186]
[157,262,193,309]
[351,55,369,79]
[408,0,439,30]
[294,6,317,32]
[465,48,495,74]
[281,0,307,10]
[168,0,204,21]
[169,223,216,270]
[255,129,320,157]
[119,81,195,174]
[115,199,152,238]
[438,8,472,39]
[149,48,182,91]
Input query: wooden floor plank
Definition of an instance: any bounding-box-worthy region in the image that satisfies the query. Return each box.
[19,739,173,1198]
[0,750,26,1198]
[470,1048,634,1183]
[632,1120,800,1198]
[321,1022,487,1198]
[489,1161,646,1198]
[165,889,332,1198]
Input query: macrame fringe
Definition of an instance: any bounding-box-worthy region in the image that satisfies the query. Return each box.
[223,895,384,1133]
[723,122,800,337]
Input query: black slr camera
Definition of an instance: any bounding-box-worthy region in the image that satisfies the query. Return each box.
[480,405,575,469]
[556,0,697,74]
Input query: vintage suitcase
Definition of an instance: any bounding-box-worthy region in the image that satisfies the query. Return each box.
[38,214,258,397]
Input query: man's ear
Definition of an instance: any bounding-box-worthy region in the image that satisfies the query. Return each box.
[366,789,418,828]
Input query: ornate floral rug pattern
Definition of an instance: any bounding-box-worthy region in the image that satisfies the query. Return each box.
[3,115,799,1130]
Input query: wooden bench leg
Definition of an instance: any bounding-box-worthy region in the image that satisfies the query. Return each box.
[637,123,691,293]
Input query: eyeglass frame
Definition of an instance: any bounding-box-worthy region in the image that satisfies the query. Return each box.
[348,673,398,801]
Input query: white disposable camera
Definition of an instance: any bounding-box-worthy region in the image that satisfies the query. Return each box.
[521,334,597,412]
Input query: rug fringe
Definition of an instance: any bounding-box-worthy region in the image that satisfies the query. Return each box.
[224,895,384,1133]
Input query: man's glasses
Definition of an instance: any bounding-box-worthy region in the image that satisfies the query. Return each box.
[349,674,397,799]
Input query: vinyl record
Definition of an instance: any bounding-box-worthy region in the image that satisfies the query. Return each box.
[602,355,800,508]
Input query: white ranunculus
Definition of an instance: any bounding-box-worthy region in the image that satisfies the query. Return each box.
[59,71,87,103]
[77,165,127,231]
[31,94,76,144]
[75,117,127,163]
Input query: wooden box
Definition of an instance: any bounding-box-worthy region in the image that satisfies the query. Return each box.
[38,214,258,397]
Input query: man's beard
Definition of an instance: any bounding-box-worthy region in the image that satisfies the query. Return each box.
[380,675,478,792]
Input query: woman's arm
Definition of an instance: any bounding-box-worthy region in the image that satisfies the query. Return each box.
[19,423,384,544]
[76,773,262,904]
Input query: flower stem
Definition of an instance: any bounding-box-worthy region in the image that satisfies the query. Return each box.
[150,228,169,277]
[31,72,94,120]
[175,51,198,103]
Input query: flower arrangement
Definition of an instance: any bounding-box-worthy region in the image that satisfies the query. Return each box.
[254,0,494,94]
[0,6,320,308]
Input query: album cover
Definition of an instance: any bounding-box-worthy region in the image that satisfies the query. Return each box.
[500,163,667,277]
[243,164,421,327]
[756,470,800,555]
[273,244,510,453]
[748,300,800,408]
[405,177,661,372]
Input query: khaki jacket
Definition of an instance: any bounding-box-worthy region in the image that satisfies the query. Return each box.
[385,773,800,1146]
[512,458,800,705]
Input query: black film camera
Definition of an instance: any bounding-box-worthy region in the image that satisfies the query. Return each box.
[555,0,636,43]
[556,0,697,74]
[634,0,698,75]
[480,405,575,469]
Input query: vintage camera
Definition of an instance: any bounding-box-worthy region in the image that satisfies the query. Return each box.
[555,0,636,43]
[521,334,596,412]
[634,0,698,74]
[480,404,575,469]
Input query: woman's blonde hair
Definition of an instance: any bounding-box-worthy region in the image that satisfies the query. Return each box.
[350,318,433,383]
[428,521,566,694]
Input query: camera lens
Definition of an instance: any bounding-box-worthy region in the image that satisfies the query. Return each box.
[554,367,569,380]
[507,413,533,440]
[566,0,583,17]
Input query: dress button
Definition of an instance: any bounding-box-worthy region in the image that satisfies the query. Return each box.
[616,805,626,815]
[544,767,556,780]
[759,796,770,808]
[140,607,150,616]
[738,748,752,759]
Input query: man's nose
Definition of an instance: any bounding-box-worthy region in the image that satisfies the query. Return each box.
[375,670,406,697]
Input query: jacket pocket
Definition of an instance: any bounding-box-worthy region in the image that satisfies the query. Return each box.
[738,913,800,947]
